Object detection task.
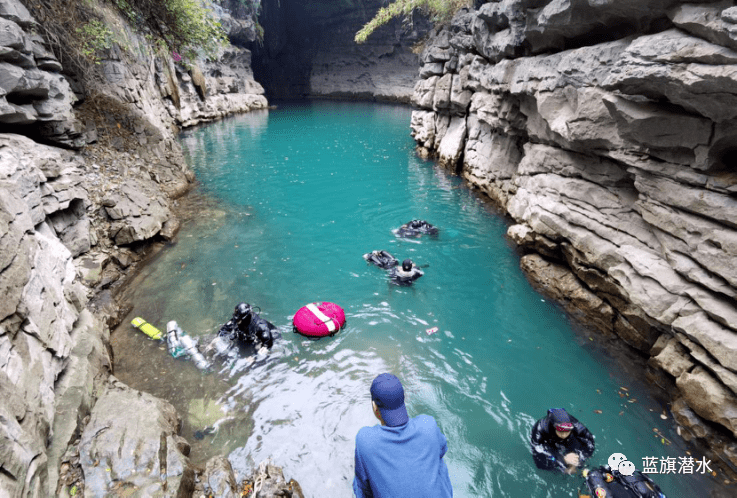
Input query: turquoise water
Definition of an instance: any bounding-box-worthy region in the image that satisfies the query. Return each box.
[112,101,721,497]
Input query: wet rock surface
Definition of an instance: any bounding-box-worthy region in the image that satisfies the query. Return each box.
[411,0,737,483]
[195,456,305,498]
[0,0,282,496]
[79,377,195,497]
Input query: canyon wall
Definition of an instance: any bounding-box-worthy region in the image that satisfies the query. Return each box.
[411,0,737,474]
[0,0,267,496]
[253,0,431,101]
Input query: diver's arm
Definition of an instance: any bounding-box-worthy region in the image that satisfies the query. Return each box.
[576,425,596,460]
[531,422,566,471]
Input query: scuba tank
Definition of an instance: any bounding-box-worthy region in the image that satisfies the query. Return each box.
[582,467,667,498]
[166,321,211,372]
[131,317,163,340]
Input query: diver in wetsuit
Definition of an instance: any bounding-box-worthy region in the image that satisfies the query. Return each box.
[363,250,399,269]
[583,465,667,498]
[395,219,439,237]
[209,303,278,362]
[390,259,424,286]
[219,302,277,348]
[530,408,596,474]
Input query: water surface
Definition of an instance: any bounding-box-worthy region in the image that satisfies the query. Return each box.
[112,101,720,497]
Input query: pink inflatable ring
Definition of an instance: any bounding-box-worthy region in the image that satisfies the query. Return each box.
[293,302,346,338]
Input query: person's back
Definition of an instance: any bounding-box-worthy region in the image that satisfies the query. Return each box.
[354,414,452,498]
[353,373,453,498]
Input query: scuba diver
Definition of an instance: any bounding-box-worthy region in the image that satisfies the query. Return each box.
[209,302,278,361]
[395,219,439,238]
[582,465,667,498]
[390,259,424,286]
[363,250,399,269]
[531,408,596,474]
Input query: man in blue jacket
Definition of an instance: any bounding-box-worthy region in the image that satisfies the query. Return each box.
[353,373,453,498]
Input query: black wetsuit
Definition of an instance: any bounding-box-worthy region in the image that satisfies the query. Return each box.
[363,250,398,269]
[219,310,277,349]
[530,410,595,472]
[396,220,439,237]
[390,265,424,286]
[585,466,666,498]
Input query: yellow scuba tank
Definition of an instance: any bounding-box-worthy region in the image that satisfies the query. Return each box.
[131,317,163,340]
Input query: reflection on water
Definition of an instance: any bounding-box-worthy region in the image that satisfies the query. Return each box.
[111,101,722,497]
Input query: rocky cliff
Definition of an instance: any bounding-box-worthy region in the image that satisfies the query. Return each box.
[0,0,270,496]
[411,0,737,475]
[252,0,431,101]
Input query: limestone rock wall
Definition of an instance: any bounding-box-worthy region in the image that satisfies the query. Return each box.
[252,0,431,102]
[0,1,268,496]
[306,0,431,102]
[411,0,737,473]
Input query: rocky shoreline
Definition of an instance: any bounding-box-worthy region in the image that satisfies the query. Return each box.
[409,0,737,482]
[3,0,737,496]
[0,0,305,496]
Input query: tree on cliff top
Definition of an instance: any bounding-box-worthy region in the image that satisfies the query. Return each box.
[355,0,471,43]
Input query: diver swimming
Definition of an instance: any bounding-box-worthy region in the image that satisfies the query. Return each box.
[390,259,424,286]
[395,219,439,237]
[363,250,399,269]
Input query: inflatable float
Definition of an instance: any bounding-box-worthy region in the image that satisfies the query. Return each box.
[293,302,346,338]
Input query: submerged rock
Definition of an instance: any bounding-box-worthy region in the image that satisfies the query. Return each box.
[78,377,195,497]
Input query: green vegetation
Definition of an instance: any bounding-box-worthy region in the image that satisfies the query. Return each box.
[23,0,231,82]
[112,0,228,62]
[355,0,471,43]
[76,19,114,63]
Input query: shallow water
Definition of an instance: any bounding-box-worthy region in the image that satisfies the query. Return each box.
[112,101,722,497]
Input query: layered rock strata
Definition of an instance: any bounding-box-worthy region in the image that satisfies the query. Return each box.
[0,0,269,496]
[411,0,737,474]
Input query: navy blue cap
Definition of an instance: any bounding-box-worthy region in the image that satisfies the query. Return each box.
[371,373,409,427]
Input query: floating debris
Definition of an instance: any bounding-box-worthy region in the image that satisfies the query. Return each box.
[652,427,672,445]
[425,327,439,335]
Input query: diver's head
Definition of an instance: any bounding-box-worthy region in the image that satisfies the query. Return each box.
[549,408,574,438]
[402,259,413,271]
[234,302,252,320]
